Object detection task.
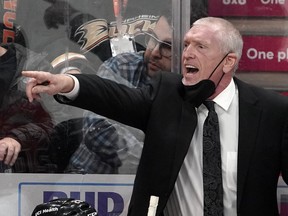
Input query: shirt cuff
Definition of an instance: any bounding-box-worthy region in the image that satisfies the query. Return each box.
[58,74,80,100]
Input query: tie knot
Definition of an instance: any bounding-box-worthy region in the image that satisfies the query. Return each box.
[204,100,215,111]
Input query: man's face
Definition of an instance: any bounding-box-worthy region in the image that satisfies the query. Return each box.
[181,23,226,86]
[144,16,173,77]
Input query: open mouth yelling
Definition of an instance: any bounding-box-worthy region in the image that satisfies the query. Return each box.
[186,65,199,74]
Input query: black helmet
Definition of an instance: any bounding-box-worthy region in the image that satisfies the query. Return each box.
[31,198,98,216]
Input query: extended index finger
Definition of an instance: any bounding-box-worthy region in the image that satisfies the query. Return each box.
[22,71,52,101]
[22,71,49,82]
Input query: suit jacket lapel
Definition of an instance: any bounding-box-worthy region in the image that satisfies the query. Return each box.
[235,78,263,210]
[140,94,197,214]
[176,101,197,163]
[168,101,197,191]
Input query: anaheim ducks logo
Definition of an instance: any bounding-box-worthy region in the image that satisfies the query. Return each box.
[74,19,109,53]
[74,15,158,53]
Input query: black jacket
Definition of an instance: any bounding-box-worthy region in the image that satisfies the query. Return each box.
[56,72,288,215]
[0,43,55,172]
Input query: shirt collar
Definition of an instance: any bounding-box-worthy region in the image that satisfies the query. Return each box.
[213,79,236,111]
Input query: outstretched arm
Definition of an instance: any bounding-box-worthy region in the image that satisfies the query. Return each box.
[22,70,77,102]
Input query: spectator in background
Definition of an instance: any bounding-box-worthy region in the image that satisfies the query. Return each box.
[64,4,208,174]
[0,43,55,173]
[63,7,174,174]
[39,4,207,173]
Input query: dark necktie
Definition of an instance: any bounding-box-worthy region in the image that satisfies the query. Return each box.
[203,101,224,216]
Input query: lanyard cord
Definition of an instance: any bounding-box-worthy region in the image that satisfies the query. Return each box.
[113,0,128,17]
[113,0,128,35]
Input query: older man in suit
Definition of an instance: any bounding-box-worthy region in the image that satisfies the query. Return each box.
[23,17,288,216]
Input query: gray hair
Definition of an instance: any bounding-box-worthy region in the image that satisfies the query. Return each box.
[193,17,243,72]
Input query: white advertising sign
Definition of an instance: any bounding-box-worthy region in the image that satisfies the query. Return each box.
[0,174,287,215]
[0,174,135,216]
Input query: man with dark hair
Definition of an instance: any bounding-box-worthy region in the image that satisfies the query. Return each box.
[64,8,173,174]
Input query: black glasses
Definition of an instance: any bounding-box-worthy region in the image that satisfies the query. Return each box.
[144,32,172,58]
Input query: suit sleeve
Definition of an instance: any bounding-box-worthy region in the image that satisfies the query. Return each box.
[55,73,156,131]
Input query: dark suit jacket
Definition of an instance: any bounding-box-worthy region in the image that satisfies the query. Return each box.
[56,72,288,216]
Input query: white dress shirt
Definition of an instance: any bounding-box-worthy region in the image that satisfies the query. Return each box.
[165,79,239,216]
[58,74,80,99]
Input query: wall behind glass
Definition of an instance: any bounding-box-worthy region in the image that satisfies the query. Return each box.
[208,0,288,92]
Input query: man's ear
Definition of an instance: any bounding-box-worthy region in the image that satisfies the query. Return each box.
[223,53,237,73]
